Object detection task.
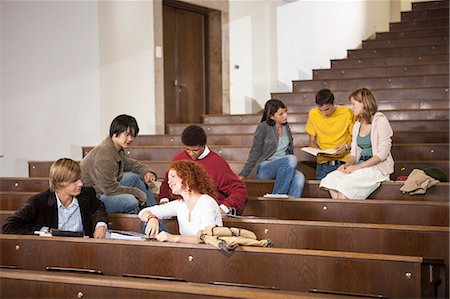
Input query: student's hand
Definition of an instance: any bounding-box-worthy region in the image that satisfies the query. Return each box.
[334,144,347,156]
[238,176,245,180]
[343,165,362,174]
[93,226,107,239]
[156,231,177,242]
[337,164,347,172]
[145,218,159,238]
[144,172,156,184]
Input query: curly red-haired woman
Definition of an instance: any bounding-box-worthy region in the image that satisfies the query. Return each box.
[139,160,222,243]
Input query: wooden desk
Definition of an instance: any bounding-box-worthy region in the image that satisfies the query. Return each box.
[0,235,444,298]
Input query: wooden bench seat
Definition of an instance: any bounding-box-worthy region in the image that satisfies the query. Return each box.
[1,268,334,299]
[313,63,449,80]
[2,179,448,201]
[82,143,449,162]
[243,197,449,226]
[244,179,450,201]
[129,130,449,146]
[0,235,444,298]
[272,87,449,104]
[293,74,449,92]
[166,120,449,134]
[1,193,448,226]
[201,109,449,124]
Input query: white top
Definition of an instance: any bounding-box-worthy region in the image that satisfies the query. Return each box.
[139,194,223,236]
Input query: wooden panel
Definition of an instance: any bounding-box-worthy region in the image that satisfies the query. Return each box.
[0,269,317,299]
[0,235,444,298]
[243,198,449,226]
[244,180,450,201]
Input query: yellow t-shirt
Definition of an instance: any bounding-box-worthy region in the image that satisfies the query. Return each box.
[305,105,355,164]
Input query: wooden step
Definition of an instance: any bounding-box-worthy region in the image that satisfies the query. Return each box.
[412,0,449,10]
[82,143,449,162]
[0,268,314,299]
[293,74,449,93]
[272,87,449,103]
[166,119,449,134]
[243,197,449,226]
[0,177,49,192]
[313,63,449,80]
[1,235,443,298]
[203,109,450,124]
[402,7,449,21]
[390,17,449,31]
[376,26,449,40]
[130,130,448,147]
[347,43,448,59]
[363,36,448,49]
[244,179,450,201]
[331,53,448,68]
[277,99,450,112]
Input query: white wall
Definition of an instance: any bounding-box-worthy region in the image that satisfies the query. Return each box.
[0,1,156,177]
[0,1,101,176]
[229,0,392,113]
[98,1,155,136]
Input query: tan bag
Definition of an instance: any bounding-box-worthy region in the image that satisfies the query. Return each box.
[197,226,272,252]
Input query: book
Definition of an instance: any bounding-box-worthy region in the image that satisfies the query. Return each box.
[107,230,148,241]
[301,146,337,156]
[263,193,289,198]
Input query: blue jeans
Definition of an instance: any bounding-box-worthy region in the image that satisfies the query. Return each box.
[316,161,345,180]
[257,155,305,198]
[99,172,157,214]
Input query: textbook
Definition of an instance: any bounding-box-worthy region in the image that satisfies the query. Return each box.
[301,147,337,156]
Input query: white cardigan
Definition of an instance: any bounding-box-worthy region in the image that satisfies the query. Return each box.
[350,112,394,177]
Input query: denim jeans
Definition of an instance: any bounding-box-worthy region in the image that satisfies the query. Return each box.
[99,172,157,214]
[316,161,344,180]
[257,155,305,198]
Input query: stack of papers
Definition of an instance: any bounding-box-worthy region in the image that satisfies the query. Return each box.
[107,230,147,241]
[263,193,289,198]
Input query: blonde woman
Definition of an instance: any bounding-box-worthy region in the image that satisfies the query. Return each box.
[320,88,394,199]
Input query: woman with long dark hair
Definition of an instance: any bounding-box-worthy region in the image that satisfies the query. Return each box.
[239,99,305,197]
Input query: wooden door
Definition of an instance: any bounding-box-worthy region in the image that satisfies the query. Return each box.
[163,4,206,126]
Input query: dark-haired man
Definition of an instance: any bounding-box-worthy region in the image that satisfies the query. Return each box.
[80,114,158,214]
[305,89,355,180]
[159,125,247,215]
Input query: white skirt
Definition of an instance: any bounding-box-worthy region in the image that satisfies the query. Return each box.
[319,166,390,199]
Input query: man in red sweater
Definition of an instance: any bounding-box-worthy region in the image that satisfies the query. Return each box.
[159,125,247,215]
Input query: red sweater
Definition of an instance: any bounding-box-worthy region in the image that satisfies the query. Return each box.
[159,150,247,214]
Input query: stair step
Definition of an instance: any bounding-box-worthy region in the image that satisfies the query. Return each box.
[203,109,449,124]
[331,53,448,68]
[375,26,448,40]
[166,120,448,135]
[275,99,450,112]
[347,43,448,59]
[293,74,449,93]
[390,17,449,31]
[274,87,449,103]
[363,36,448,49]
[313,63,449,80]
[402,7,449,21]
[412,0,449,10]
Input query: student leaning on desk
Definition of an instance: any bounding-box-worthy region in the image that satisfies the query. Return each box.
[138,160,222,244]
[1,158,108,238]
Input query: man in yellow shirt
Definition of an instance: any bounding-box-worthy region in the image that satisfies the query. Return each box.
[305,89,356,180]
